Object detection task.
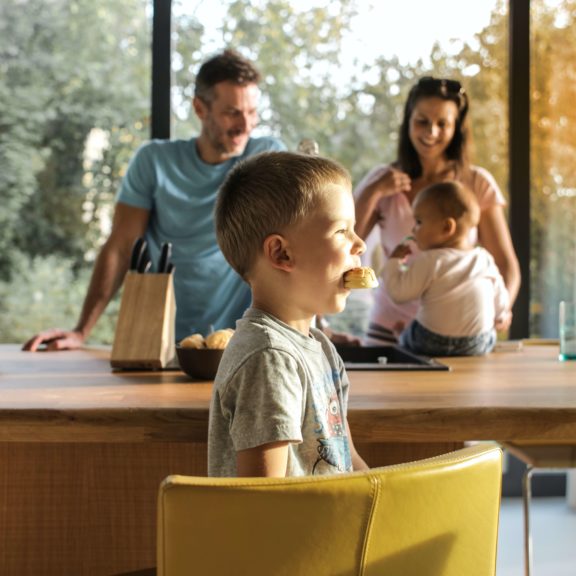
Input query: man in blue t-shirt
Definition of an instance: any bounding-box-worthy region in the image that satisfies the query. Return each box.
[23,49,286,351]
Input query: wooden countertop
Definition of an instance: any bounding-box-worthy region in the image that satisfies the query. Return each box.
[2,343,575,444]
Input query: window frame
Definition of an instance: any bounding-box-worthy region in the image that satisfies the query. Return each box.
[151,0,532,337]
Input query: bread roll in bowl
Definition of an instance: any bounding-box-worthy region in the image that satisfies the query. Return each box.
[180,333,206,349]
[344,266,379,289]
[205,328,234,350]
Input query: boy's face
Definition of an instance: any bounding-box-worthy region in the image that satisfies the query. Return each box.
[412,197,449,250]
[284,183,366,316]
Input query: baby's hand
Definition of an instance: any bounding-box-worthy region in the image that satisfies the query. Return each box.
[390,243,412,259]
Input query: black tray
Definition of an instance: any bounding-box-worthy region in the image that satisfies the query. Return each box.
[335,345,449,371]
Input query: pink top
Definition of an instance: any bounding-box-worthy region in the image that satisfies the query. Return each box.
[354,164,507,331]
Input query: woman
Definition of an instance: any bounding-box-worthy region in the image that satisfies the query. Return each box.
[354,76,520,343]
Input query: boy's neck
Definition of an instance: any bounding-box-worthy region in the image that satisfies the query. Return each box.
[251,295,313,336]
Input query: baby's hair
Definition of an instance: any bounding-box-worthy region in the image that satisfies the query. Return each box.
[415,181,480,229]
[215,151,351,279]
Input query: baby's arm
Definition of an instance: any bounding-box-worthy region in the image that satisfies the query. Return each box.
[237,441,291,477]
[382,251,434,303]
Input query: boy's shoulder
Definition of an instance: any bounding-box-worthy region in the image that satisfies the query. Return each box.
[218,310,313,371]
[217,311,341,381]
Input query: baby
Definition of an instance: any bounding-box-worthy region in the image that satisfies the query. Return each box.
[383,181,509,356]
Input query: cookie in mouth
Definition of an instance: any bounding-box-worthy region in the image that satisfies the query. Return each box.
[343,267,379,289]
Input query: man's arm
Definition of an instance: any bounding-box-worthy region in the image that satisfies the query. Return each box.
[22,203,150,351]
[236,441,291,477]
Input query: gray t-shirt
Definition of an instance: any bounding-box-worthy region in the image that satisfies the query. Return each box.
[208,308,353,477]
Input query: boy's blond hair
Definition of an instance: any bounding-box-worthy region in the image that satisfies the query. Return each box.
[215,151,351,279]
[415,181,480,231]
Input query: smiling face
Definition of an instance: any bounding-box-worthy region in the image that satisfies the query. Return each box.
[194,80,260,164]
[283,183,366,317]
[408,96,459,163]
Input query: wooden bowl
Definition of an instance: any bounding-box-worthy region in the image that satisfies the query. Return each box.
[176,346,224,380]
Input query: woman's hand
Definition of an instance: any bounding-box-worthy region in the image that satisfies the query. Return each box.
[371,167,412,196]
[355,167,412,239]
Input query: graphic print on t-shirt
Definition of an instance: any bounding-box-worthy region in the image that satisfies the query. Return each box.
[311,373,352,474]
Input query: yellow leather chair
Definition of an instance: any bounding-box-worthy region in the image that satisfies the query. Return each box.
[157,443,502,576]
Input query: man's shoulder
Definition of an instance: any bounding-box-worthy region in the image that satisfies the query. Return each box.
[129,138,194,168]
[137,138,193,155]
[243,135,286,157]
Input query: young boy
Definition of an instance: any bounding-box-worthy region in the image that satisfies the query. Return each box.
[208,151,369,477]
[383,181,510,357]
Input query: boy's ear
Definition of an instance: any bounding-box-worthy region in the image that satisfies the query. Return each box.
[263,234,294,271]
[443,217,457,236]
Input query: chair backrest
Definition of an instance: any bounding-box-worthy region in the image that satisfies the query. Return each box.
[157,443,502,576]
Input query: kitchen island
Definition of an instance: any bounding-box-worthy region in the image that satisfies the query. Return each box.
[1,343,575,575]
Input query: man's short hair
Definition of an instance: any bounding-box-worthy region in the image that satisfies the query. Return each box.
[416,181,480,228]
[215,151,351,279]
[194,49,261,103]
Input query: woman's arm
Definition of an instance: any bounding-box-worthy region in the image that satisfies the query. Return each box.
[478,205,521,307]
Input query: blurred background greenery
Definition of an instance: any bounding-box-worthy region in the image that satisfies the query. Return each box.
[1,0,575,343]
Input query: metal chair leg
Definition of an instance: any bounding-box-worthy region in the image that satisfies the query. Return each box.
[522,466,534,576]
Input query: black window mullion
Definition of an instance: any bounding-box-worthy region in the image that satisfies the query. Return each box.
[151,0,172,140]
[509,0,531,338]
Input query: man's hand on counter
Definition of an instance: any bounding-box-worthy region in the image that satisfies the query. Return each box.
[22,328,86,352]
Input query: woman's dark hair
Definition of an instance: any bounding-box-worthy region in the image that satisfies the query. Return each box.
[397,77,470,178]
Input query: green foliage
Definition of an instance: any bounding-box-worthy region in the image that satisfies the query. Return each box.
[2,0,575,342]
[0,252,119,344]
[0,0,149,343]
[0,0,150,277]
[529,0,576,334]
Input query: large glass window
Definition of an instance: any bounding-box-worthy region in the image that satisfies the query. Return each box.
[172,0,508,336]
[530,0,576,337]
[1,0,517,343]
[0,0,152,344]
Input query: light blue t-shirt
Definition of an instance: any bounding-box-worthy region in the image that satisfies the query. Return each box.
[117,136,286,341]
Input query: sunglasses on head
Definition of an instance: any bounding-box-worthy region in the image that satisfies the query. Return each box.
[417,76,466,97]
